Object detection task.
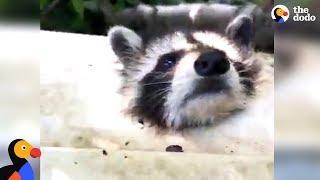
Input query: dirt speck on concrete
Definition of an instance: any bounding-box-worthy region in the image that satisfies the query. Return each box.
[165,145,184,152]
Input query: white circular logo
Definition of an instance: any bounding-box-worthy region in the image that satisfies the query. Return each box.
[271,5,290,23]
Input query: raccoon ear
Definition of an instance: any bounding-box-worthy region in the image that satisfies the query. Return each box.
[225,15,253,48]
[108,26,143,61]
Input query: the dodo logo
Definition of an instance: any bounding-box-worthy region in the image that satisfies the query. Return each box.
[0,139,41,180]
[271,5,289,24]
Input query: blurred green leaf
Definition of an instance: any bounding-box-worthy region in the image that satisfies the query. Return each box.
[84,0,98,11]
[40,0,48,10]
[41,0,271,35]
[126,0,139,6]
[112,0,126,12]
[71,0,84,19]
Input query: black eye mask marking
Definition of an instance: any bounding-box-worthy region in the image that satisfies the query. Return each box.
[233,61,260,96]
[154,51,184,72]
[131,51,183,127]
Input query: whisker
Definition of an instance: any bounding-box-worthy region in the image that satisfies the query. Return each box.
[152,73,171,79]
[141,81,173,86]
[239,77,254,81]
[237,68,252,73]
[140,78,190,86]
[150,89,171,106]
[239,77,258,84]
[142,87,171,100]
[144,89,171,103]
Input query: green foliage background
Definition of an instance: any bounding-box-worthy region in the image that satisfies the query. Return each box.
[40,0,268,35]
[0,0,38,20]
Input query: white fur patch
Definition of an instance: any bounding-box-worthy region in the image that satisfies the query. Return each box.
[171,32,195,51]
[164,52,200,127]
[164,51,244,128]
[135,32,193,81]
[180,92,244,125]
[189,5,202,22]
[193,32,241,62]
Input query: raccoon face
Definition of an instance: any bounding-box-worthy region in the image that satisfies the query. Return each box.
[108,16,260,129]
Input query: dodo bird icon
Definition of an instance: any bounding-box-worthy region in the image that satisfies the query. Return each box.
[273,7,289,23]
[0,139,41,180]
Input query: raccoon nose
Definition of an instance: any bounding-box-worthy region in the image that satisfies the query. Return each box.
[194,50,230,76]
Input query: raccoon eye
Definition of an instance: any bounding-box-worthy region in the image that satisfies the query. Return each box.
[163,56,176,67]
[159,53,177,70]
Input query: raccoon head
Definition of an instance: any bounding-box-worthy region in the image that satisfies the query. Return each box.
[108,16,261,129]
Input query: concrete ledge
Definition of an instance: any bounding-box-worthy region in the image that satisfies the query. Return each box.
[40,31,274,179]
[41,147,273,180]
[40,31,273,156]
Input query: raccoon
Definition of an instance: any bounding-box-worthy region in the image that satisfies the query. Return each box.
[108,15,272,130]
